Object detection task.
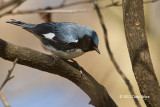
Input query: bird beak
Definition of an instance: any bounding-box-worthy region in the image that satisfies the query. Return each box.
[94,47,100,54]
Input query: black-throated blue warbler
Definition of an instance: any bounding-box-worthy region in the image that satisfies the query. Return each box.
[7,19,100,60]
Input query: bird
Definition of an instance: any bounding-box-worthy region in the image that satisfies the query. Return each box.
[7,19,100,60]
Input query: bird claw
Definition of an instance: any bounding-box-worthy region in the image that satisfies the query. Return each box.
[51,54,58,64]
[60,59,83,77]
[70,59,83,76]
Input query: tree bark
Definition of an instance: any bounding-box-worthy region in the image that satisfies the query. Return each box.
[0,39,117,107]
[122,0,160,106]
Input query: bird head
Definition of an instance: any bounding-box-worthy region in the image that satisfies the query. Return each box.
[90,31,100,54]
[78,29,100,54]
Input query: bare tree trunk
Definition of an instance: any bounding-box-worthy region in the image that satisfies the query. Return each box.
[122,0,160,106]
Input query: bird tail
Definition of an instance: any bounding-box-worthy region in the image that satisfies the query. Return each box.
[7,19,36,29]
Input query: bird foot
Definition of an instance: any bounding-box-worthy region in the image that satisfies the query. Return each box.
[62,59,83,77]
[70,59,83,76]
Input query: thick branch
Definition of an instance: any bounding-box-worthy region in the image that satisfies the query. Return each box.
[122,0,160,106]
[0,39,117,107]
[94,1,141,107]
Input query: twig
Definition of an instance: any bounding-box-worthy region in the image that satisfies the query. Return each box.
[57,0,92,8]
[0,0,20,10]
[100,1,121,8]
[0,58,18,107]
[0,0,92,18]
[0,58,18,90]
[1,0,158,18]
[0,0,25,18]
[39,13,52,22]
[14,8,94,14]
[101,0,160,8]
[0,8,94,18]
[0,91,10,107]
[144,0,160,3]
[93,0,141,107]
[39,7,52,22]
[1,0,116,16]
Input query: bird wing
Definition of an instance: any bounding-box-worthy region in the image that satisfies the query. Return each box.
[32,22,79,44]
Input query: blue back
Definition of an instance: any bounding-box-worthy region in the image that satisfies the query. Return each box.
[32,22,99,46]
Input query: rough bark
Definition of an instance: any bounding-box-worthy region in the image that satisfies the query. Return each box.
[122,0,160,106]
[0,39,117,107]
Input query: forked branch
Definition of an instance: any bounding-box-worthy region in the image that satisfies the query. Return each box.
[0,38,117,107]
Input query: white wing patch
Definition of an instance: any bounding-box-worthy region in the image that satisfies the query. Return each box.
[43,33,55,39]
[73,40,78,43]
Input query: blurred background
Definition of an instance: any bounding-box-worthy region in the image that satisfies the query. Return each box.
[0,0,160,107]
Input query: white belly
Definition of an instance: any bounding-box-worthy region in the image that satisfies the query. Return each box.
[42,44,84,60]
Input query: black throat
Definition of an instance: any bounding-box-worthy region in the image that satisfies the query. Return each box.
[41,35,94,52]
[77,35,94,52]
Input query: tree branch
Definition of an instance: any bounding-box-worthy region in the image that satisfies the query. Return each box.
[93,0,141,107]
[0,0,24,10]
[0,0,159,18]
[0,0,25,18]
[0,58,18,107]
[0,91,10,107]
[122,0,160,106]
[101,0,160,8]
[0,38,117,107]
[0,58,17,90]
[0,0,93,18]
